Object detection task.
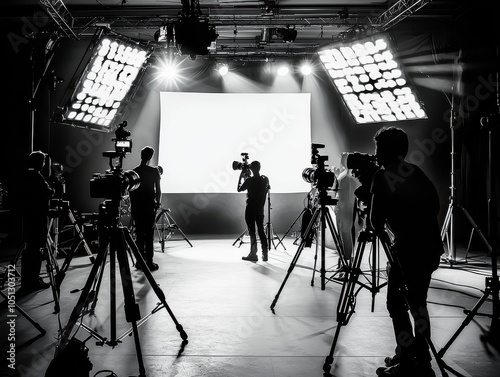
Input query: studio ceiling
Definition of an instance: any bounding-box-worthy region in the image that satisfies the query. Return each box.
[5,1,467,59]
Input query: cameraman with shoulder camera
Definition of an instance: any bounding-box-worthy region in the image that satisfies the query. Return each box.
[18,151,54,295]
[237,161,269,262]
[369,126,443,377]
[130,146,161,271]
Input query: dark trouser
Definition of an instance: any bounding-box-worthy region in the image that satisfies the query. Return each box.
[386,256,437,365]
[245,209,268,254]
[21,215,48,289]
[132,207,156,264]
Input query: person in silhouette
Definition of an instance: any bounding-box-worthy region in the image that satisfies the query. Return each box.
[370,126,443,377]
[19,151,54,294]
[237,161,269,262]
[130,146,161,271]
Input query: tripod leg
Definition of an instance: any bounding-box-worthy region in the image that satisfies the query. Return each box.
[232,229,247,247]
[323,233,367,374]
[325,209,348,269]
[123,227,188,341]
[114,227,146,376]
[167,213,193,247]
[43,247,60,314]
[271,207,321,313]
[67,209,95,263]
[58,237,110,349]
[278,208,306,247]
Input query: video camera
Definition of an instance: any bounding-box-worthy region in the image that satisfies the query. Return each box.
[232,153,251,178]
[89,121,140,201]
[302,143,337,191]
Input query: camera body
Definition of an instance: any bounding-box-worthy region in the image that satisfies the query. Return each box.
[232,152,251,178]
[302,143,337,191]
[90,165,140,200]
[90,122,140,201]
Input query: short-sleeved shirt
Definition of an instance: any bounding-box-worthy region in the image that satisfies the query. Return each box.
[240,175,269,215]
[371,161,443,263]
[130,164,161,211]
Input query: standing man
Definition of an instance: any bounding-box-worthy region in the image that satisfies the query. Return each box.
[370,126,443,377]
[237,161,269,262]
[130,146,161,271]
[19,151,53,294]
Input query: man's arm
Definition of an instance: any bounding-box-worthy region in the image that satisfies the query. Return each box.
[154,173,161,207]
[237,171,247,192]
[369,171,387,233]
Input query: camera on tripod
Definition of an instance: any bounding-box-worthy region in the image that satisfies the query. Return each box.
[232,152,251,178]
[302,143,337,191]
[90,121,140,201]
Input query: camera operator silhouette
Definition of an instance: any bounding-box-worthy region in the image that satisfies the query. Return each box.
[369,126,443,377]
[129,146,161,271]
[237,161,269,262]
[18,151,54,295]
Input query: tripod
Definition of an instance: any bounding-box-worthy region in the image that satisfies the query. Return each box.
[440,86,491,264]
[277,190,316,248]
[271,190,346,312]
[322,228,450,377]
[155,204,193,252]
[436,110,500,372]
[47,200,95,285]
[52,198,188,377]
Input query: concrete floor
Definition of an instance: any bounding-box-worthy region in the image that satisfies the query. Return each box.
[1,234,499,377]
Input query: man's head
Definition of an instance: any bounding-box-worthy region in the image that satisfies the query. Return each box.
[373,126,408,167]
[28,151,46,171]
[141,146,155,162]
[250,160,261,174]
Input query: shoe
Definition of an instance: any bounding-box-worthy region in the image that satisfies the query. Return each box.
[377,360,435,377]
[147,262,159,271]
[35,279,51,290]
[242,253,258,262]
[262,250,268,262]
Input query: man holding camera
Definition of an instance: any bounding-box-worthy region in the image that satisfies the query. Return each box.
[130,146,161,271]
[370,126,443,377]
[237,161,269,262]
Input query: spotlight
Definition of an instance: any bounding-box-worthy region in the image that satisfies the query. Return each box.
[300,64,312,76]
[277,65,289,76]
[217,64,228,76]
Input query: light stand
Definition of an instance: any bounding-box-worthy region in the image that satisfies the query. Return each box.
[441,86,491,264]
[437,107,500,369]
[265,184,283,250]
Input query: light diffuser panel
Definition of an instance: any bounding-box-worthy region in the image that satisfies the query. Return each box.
[318,34,427,124]
[62,36,151,131]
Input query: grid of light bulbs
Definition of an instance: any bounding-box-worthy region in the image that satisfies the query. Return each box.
[64,38,148,128]
[318,35,426,124]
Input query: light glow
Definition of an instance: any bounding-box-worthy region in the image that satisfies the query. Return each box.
[317,34,427,124]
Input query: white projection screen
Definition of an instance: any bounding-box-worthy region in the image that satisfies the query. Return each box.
[158,92,312,194]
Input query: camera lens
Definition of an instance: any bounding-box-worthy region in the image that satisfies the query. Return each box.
[302,168,316,184]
